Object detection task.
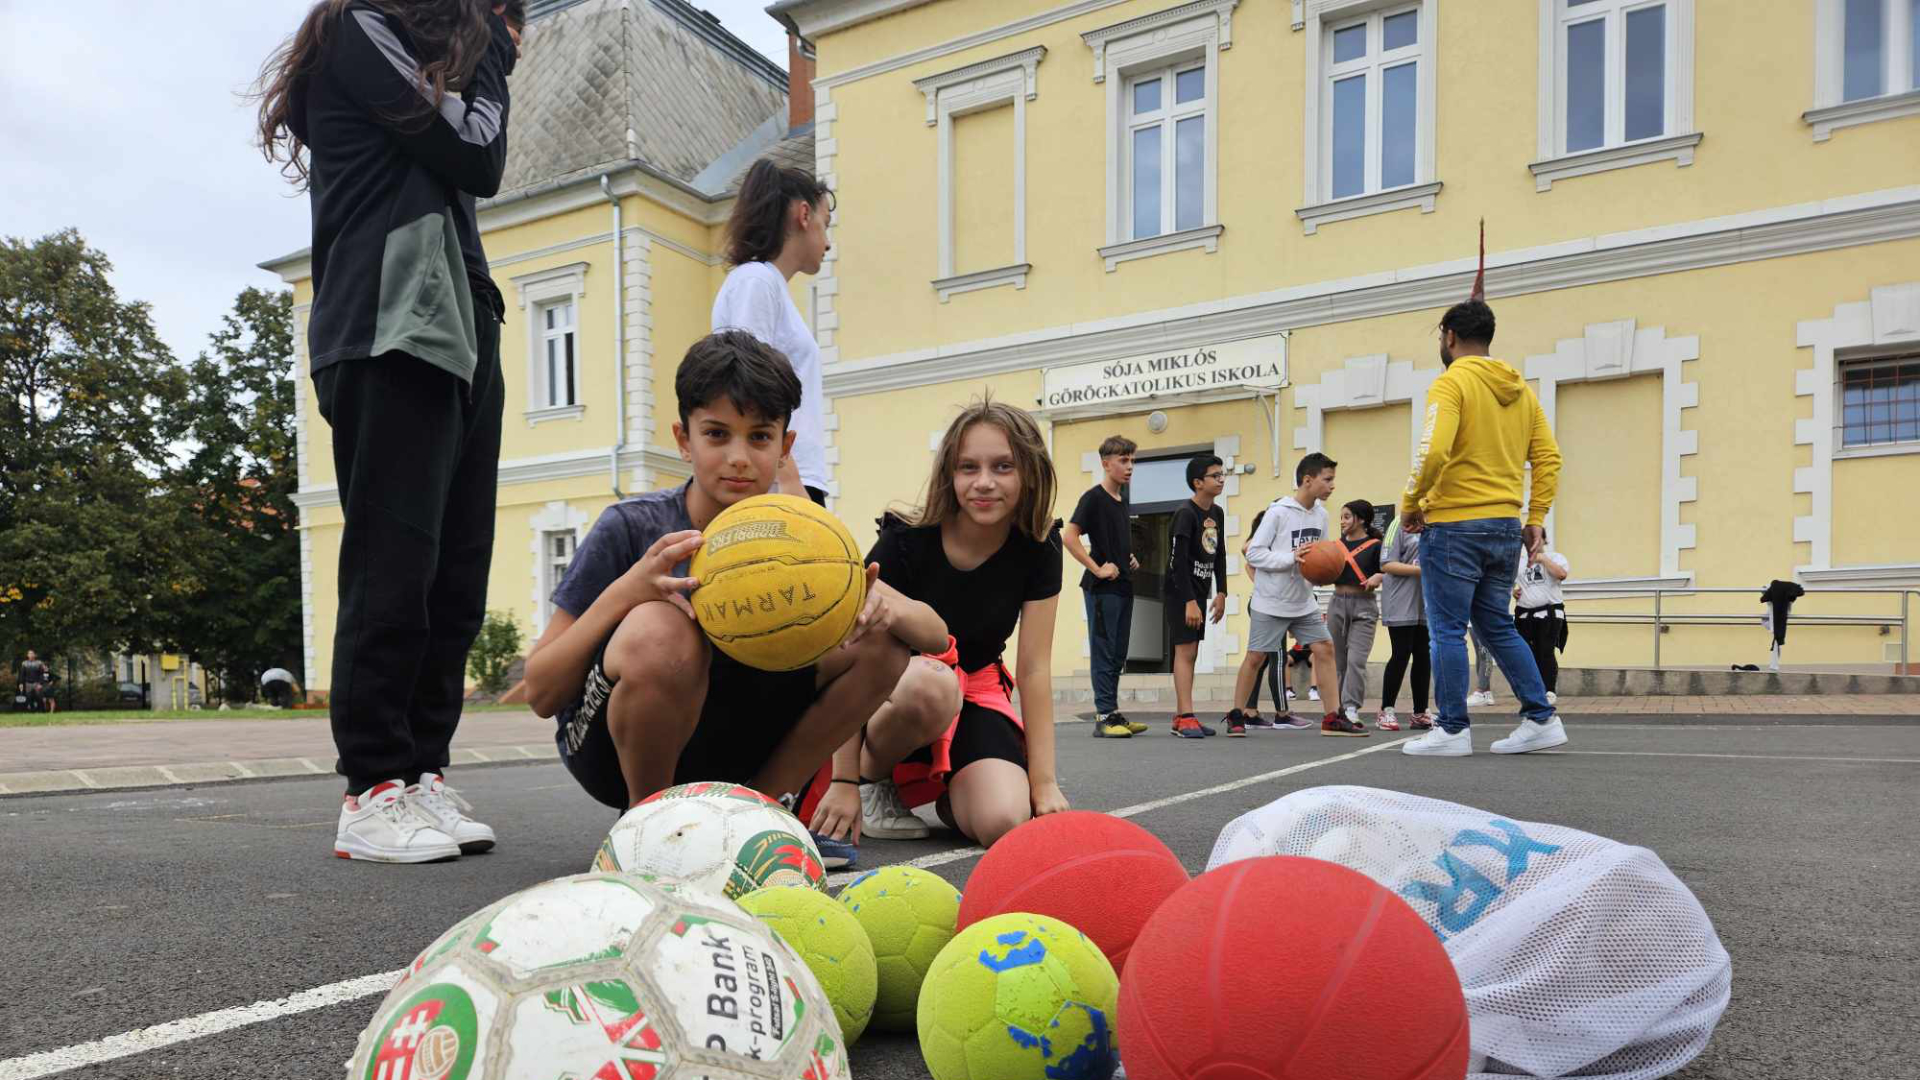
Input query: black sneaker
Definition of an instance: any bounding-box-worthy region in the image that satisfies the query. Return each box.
[1320,714,1370,737]
[1225,709,1248,737]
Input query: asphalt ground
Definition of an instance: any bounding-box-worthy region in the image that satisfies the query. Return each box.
[1,713,1915,1080]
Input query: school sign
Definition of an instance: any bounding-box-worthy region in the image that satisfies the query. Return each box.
[1040,335,1288,411]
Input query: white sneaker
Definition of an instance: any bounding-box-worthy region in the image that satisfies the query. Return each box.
[859,779,931,840]
[1343,706,1360,724]
[1492,716,1569,754]
[1401,726,1472,756]
[1308,688,1321,701]
[409,773,496,854]
[1546,691,1558,705]
[335,780,461,863]
[1466,689,1496,707]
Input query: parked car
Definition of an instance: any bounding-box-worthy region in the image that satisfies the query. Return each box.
[117,682,146,705]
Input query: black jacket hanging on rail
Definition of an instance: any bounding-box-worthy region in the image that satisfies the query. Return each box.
[1758,580,1805,646]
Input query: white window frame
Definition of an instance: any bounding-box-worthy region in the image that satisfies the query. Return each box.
[1123,60,1210,243]
[1298,0,1441,234]
[1806,0,1920,140]
[529,500,589,636]
[511,262,589,425]
[536,298,579,409]
[912,46,1045,302]
[1531,0,1698,191]
[1083,0,1237,271]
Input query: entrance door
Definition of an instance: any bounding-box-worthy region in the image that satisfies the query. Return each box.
[1122,452,1208,674]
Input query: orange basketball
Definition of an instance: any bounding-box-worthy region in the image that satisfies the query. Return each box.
[1297,539,1348,586]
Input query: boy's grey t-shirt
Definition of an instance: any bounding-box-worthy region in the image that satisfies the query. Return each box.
[551,484,696,619]
[1380,523,1424,626]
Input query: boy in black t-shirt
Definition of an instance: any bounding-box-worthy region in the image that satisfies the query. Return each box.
[521,333,935,861]
[1168,455,1228,738]
[1064,435,1144,738]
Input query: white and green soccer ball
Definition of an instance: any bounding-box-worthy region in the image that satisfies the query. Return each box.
[593,781,828,901]
[347,873,850,1080]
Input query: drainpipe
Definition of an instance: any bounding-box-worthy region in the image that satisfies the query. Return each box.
[602,174,626,498]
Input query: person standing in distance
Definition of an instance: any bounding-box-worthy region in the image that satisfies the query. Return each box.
[1167,455,1228,737]
[1512,534,1571,704]
[256,0,523,862]
[712,160,833,506]
[1399,261,1566,757]
[1064,436,1143,738]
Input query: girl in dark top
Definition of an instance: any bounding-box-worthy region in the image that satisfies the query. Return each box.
[1327,499,1385,725]
[255,0,523,864]
[806,399,1067,850]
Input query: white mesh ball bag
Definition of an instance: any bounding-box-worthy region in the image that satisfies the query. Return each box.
[1209,785,1731,1080]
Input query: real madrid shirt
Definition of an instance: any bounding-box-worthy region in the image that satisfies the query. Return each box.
[1167,499,1227,607]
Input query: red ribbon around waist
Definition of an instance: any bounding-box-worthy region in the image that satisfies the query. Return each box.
[796,636,1024,820]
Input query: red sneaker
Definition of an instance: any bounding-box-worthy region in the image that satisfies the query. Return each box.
[1171,714,1208,739]
[1320,713,1370,737]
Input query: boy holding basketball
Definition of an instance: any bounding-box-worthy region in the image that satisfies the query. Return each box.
[523,332,936,834]
[1232,453,1364,737]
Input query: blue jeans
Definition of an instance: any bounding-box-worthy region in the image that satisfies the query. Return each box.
[1420,519,1553,733]
[1084,588,1133,715]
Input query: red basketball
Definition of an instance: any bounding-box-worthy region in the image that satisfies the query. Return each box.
[1297,539,1349,586]
[957,810,1189,974]
[1119,856,1469,1080]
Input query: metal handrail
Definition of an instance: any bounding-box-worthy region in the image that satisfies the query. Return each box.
[1556,585,1917,670]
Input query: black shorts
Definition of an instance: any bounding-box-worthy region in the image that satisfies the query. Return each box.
[554,635,818,810]
[903,701,1026,778]
[1167,583,1212,646]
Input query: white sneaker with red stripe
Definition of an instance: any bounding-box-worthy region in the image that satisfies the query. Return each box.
[335,780,460,863]
[409,772,496,854]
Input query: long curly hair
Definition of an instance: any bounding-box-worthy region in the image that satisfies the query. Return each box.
[723,158,832,266]
[911,397,1057,542]
[253,0,511,186]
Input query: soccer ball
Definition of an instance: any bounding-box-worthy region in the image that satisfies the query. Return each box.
[351,872,850,1080]
[593,781,828,901]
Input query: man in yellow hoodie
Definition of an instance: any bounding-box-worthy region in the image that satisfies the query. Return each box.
[1399,299,1567,757]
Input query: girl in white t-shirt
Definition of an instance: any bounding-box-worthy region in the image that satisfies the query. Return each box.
[1513,538,1571,700]
[711,159,833,504]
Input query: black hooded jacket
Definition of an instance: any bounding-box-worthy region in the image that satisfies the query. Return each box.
[290,1,514,382]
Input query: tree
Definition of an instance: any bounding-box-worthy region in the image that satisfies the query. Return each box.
[159,287,302,700]
[0,230,191,666]
[467,611,524,696]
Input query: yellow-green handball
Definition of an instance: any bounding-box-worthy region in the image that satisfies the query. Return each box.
[836,865,963,1032]
[916,912,1119,1080]
[737,885,879,1044]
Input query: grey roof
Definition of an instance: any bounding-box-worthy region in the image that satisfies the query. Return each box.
[500,0,792,197]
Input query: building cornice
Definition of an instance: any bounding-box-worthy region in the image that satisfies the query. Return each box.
[293,446,690,510]
[768,0,940,41]
[823,187,1920,398]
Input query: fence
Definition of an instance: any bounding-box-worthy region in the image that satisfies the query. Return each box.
[1562,586,1914,670]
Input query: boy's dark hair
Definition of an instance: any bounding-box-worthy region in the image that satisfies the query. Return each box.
[1098,435,1137,459]
[1440,299,1497,345]
[724,159,832,267]
[1186,454,1224,491]
[1295,452,1338,486]
[675,330,802,429]
[500,0,526,30]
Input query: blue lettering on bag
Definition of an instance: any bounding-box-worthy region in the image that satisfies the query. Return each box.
[1398,818,1563,940]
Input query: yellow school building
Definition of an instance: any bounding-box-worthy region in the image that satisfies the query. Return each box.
[268,0,1920,700]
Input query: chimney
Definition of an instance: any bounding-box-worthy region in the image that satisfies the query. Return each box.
[787,31,816,132]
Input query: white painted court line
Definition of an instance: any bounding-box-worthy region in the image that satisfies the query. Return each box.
[1542,750,1920,763]
[0,736,1405,1079]
[0,970,404,1080]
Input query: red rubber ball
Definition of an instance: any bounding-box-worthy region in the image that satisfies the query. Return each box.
[1118,855,1470,1080]
[957,810,1190,974]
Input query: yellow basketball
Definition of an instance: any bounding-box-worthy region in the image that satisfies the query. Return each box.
[689,494,866,671]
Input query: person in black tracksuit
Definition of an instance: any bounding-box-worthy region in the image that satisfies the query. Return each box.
[262,0,521,861]
[1166,455,1228,736]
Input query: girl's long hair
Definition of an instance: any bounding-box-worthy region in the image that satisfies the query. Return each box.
[911,397,1057,541]
[724,158,832,266]
[253,0,501,186]
[1344,499,1382,540]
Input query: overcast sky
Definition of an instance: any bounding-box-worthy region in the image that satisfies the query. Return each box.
[0,0,791,365]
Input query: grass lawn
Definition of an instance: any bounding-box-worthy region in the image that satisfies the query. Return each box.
[0,702,532,728]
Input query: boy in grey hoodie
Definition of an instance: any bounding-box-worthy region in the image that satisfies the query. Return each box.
[1226,453,1367,737]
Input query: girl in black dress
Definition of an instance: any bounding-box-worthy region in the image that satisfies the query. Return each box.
[814,399,1068,849]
